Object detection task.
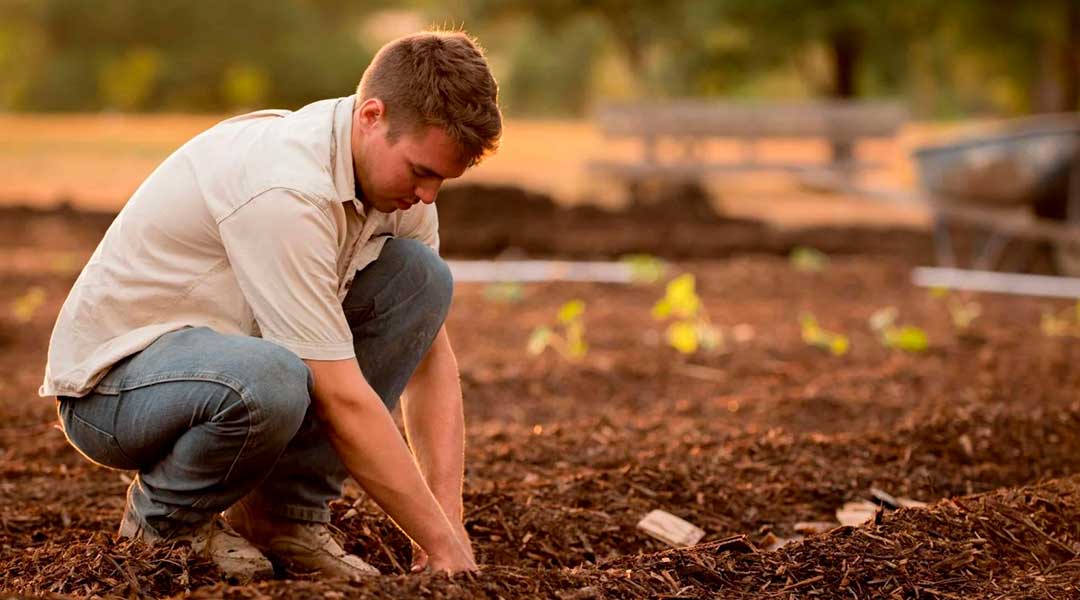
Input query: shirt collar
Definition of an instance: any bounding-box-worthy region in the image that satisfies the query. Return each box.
[331,95,366,216]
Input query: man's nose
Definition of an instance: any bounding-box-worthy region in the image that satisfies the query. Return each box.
[415,181,440,204]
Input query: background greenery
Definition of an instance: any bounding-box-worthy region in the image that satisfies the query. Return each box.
[0,0,1076,117]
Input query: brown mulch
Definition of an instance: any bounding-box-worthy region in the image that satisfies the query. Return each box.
[11,475,1074,598]
[1,202,1078,598]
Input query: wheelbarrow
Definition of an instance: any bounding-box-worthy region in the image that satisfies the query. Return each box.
[912,114,1080,275]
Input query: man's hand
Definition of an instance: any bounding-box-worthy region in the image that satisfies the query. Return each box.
[304,357,476,574]
[401,326,474,573]
[412,520,473,572]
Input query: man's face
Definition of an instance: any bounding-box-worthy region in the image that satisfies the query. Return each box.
[352,99,468,214]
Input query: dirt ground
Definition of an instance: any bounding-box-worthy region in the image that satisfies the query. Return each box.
[1,197,1078,598]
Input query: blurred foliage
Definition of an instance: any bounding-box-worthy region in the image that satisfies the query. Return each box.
[1,0,377,111]
[0,0,1075,115]
[800,313,850,356]
[652,274,722,355]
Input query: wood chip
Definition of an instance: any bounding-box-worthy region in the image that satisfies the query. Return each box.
[870,488,901,510]
[958,433,975,458]
[837,501,880,527]
[794,521,838,535]
[636,510,705,547]
[897,497,929,509]
[761,532,801,552]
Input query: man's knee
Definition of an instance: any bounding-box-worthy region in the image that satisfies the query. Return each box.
[240,342,311,442]
[380,238,454,316]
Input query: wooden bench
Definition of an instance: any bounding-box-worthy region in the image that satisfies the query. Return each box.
[587,100,907,199]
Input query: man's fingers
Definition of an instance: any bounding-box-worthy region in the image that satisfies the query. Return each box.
[410,546,430,573]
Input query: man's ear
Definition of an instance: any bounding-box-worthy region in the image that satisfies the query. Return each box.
[355,98,385,132]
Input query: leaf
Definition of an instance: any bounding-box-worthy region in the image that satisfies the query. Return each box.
[557,299,585,324]
[665,274,700,318]
[652,298,673,320]
[620,254,667,284]
[800,314,823,342]
[526,327,552,355]
[801,313,848,355]
[696,323,725,352]
[11,287,46,323]
[1041,311,1069,337]
[567,338,588,359]
[789,246,828,272]
[667,321,699,354]
[484,282,524,303]
[948,300,981,329]
[885,326,929,352]
[829,336,850,356]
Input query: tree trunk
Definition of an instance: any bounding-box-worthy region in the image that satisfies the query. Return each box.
[1064,0,1080,111]
[829,28,860,165]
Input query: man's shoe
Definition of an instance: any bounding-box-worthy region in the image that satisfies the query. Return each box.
[224,499,380,579]
[118,512,274,584]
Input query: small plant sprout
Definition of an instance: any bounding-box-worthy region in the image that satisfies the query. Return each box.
[1040,300,1080,338]
[929,286,981,331]
[527,299,588,360]
[799,313,849,356]
[789,246,828,272]
[620,254,667,284]
[652,274,723,354]
[868,306,929,352]
[947,298,981,330]
[11,287,46,323]
[484,282,524,303]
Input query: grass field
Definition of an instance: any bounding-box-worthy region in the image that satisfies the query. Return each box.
[0,112,982,229]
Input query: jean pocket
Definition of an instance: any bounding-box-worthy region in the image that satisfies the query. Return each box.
[59,401,139,471]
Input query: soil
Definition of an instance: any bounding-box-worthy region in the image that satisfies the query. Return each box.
[1,193,1078,598]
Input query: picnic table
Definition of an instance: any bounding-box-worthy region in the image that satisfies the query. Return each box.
[587,100,907,203]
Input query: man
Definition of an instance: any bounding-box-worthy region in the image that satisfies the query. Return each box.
[39,30,501,582]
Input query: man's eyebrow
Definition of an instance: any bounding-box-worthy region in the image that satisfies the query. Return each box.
[411,161,448,180]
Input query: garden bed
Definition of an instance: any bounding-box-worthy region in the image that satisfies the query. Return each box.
[1,203,1077,598]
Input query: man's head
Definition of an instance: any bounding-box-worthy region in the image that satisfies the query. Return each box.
[351,30,502,213]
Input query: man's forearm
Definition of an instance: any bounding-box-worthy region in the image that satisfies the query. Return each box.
[402,326,466,521]
[304,358,469,567]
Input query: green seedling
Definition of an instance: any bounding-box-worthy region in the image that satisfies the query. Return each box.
[652,273,723,354]
[1040,300,1080,337]
[11,287,46,323]
[869,307,929,352]
[929,287,981,331]
[527,299,588,360]
[789,246,828,272]
[484,282,524,303]
[947,298,981,330]
[799,313,849,356]
[619,253,667,284]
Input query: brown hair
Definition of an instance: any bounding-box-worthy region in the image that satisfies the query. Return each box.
[357,30,502,167]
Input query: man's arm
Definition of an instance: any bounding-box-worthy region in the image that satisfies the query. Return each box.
[400,325,471,567]
[303,357,475,573]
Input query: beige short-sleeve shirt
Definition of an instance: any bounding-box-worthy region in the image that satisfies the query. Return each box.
[40,96,440,398]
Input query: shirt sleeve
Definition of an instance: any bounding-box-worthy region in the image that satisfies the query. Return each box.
[218,189,355,360]
[398,203,440,254]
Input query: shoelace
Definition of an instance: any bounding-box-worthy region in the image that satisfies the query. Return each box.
[305,523,347,557]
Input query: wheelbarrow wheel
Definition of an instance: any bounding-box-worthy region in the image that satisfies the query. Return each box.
[1052,215,1080,277]
[1052,156,1080,276]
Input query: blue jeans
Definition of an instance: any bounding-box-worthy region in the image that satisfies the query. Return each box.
[56,238,452,537]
